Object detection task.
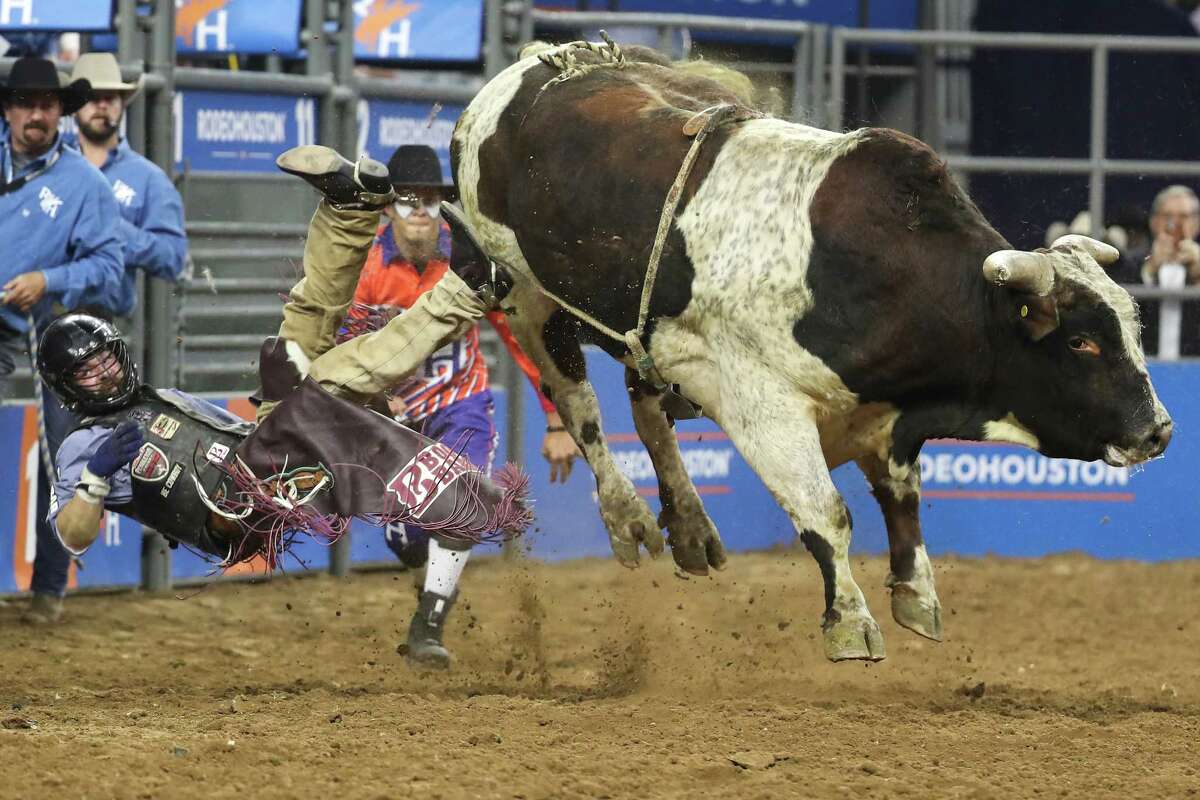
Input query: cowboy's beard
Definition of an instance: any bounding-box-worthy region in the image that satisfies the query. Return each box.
[392,215,442,268]
[78,113,120,144]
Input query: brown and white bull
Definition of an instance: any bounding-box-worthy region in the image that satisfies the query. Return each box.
[450,43,1172,661]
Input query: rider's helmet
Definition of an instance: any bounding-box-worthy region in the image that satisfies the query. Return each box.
[37,313,139,414]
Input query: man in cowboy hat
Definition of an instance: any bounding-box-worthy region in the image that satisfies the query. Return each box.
[0,56,124,623]
[344,144,579,669]
[68,52,187,318]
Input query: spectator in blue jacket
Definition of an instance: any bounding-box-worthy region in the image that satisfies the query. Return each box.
[0,57,124,624]
[69,53,187,317]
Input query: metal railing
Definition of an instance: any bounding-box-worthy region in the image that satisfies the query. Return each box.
[527,8,828,126]
[828,27,1200,359]
[831,29,1200,223]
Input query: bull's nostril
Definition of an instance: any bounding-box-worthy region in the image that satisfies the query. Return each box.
[1148,420,1173,453]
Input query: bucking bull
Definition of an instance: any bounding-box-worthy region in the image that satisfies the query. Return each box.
[449,39,1173,662]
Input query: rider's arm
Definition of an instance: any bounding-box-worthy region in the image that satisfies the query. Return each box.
[55,494,107,554]
[486,311,556,414]
[48,426,136,555]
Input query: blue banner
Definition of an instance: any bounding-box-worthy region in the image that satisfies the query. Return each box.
[514,352,1197,563]
[533,0,916,28]
[352,0,483,62]
[173,89,318,173]
[356,97,463,181]
[175,0,303,57]
[0,0,112,31]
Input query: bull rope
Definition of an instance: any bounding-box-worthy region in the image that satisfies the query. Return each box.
[509,34,749,410]
[535,30,626,85]
[622,103,740,396]
[517,62,741,409]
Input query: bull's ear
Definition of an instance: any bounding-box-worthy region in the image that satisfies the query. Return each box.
[1017,294,1059,341]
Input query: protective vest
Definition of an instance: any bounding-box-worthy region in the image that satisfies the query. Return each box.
[77,387,254,558]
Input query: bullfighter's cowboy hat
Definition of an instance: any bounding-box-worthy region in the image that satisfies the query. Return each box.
[70,52,144,104]
[386,144,457,199]
[0,56,90,114]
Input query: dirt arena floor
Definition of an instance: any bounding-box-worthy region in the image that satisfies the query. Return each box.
[1,550,1198,800]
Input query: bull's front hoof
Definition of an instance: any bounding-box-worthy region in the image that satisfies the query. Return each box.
[889,580,944,642]
[602,491,664,568]
[822,613,886,662]
[665,510,727,576]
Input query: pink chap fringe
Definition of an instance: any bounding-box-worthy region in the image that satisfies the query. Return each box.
[335,303,400,345]
[196,447,534,569]
[491,463,535,536]
[202,453,349,570]
[363,461,534,545]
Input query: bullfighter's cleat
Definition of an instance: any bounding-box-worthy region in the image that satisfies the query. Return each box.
[441,201,513,304]
[277,145,394,210]
[404,589,457,670]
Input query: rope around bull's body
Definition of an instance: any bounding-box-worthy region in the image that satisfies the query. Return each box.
[525,105,736,389]
[525,34,742,389]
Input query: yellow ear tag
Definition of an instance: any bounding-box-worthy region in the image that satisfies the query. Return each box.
[1020,305,1029,318]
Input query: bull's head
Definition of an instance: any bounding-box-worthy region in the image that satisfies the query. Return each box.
[982,234,1172,467]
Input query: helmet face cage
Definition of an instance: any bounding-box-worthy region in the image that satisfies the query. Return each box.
[38,316,139,414]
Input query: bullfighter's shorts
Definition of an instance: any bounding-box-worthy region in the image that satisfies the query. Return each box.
[385,389,499,562]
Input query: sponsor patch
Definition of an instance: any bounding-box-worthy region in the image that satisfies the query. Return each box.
[161,463,184,498]
[386,442,475,515]
[129,407,154,424]
[149,414,181,440]
[131,443,170,482]
[205,442,231,464]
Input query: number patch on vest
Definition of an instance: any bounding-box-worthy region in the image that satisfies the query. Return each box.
[206,442,231,464]
[149,414,181,440]
[131,443,171,482]
[386,442,474,514]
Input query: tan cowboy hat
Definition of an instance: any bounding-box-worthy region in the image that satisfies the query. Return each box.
[69,53,143,104]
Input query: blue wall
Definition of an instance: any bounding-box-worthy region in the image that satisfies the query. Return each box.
[2,358,1196,593]
[513,353,1198,564]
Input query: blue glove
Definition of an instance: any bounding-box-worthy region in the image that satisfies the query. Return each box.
[87,421,144,478]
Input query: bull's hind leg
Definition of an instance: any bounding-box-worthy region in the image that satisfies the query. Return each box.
[502,285,664,566]
[856,455,943,641]
[625,368,727,575]
[716,369,884,661]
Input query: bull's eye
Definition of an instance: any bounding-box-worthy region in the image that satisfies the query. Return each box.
[1068,336,1101,356]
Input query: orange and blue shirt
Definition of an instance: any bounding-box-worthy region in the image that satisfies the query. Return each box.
[347,222,555,423]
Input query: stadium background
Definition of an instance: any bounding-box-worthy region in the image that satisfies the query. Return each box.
[2,0,1198,594]
[1,5,1198,800]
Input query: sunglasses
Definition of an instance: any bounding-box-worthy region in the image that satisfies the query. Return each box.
[393,189,443,220]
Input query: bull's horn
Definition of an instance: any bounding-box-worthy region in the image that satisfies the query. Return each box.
[1051,233,1121,267]
[982,250,1055,296]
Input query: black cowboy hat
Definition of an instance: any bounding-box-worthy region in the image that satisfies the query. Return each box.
[0,56,91,115]
[386,145,456,197]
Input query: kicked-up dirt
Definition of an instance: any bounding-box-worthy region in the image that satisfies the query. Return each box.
[1,550,1198,799]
